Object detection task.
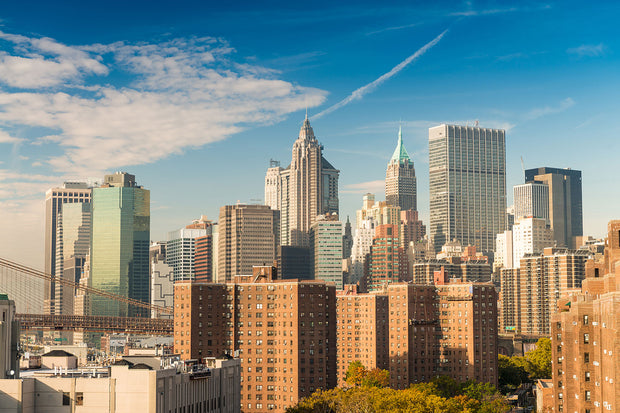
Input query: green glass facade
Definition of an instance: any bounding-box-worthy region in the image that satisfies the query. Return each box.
[90,184,150,317]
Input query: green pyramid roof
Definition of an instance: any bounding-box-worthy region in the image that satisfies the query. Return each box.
[390,125,411,163]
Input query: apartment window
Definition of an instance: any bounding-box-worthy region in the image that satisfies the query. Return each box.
[585,372,591,382]
[585,391,591,401]
[76,393,83,406]
[583,315,589,325]
[584,352,590,363]
[584,333,590,344]
[63,392,70,406]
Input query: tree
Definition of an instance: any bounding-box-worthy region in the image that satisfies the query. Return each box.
[345,362,390,388]
[498,354,529,391]
[525,337,552,379]
[361,368,390,388]
[345,361,368,387]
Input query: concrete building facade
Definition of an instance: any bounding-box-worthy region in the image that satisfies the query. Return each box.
[217,204,279,282]
[44,182,92,315]
[265,117,339,247]
[525,167,583,248]
[429,124,506,254]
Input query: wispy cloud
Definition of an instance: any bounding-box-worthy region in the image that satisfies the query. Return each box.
[567,44,607,58]
[0,32,327,175]
[525,97,575,120]
[449,4,551,17]
[449,7,518,17]
[341,179,385,194]
[313,29,448,119]
[366,22,421,36]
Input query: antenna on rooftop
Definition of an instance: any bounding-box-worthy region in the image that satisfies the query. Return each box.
[520,156,525,176]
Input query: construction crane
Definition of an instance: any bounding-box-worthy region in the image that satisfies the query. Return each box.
[0,257,172,316]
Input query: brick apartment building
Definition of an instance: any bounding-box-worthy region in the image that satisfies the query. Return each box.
[336,276,498,389]
[550,220,620,413]
[174,266,336,413]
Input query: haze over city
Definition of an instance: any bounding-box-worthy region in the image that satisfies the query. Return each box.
[0,0,618,266]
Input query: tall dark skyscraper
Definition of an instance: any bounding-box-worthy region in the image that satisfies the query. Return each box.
[525,167,583,248]
[385,125,417,212]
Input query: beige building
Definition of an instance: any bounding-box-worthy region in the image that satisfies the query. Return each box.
[0,295,19,379]
[0,357,240,413]
[501,248,590,335]
[217,204,279,282]
[265,116,339,247]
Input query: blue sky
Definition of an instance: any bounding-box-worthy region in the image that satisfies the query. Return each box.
[0,1,618,266]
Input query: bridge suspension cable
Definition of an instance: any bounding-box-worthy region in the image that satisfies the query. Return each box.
[0,257,172,315]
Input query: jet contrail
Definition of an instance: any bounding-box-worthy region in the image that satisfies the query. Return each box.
[313,29,448,120]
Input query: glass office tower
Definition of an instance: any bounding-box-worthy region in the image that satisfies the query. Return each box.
[90,173,150,317]
[429,124,506,254]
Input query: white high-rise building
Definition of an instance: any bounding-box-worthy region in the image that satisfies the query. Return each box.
[429,124,506,254]
[494,229,513,271]
[350,217,377,283]
[513,182,549,223]
[264,160,283,211]
[512,217,554,268]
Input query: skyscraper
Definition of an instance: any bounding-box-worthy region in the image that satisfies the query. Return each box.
[429,124,507,254]
[525,167,583,248]
[55,202,91,316]
[166,216,213,282]
[513,181,549,223]
[310,214,343,289]
[217,204,279,281]
[90,172,150,318]
[44,182,92,314]
[264,116,339,247]
[385,125,417,212]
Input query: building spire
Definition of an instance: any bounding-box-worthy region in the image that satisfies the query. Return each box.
[390,125,411,163]
[298,115,316,142]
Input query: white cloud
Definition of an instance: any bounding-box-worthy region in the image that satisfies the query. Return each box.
[0,130,20,143]
[0,31,108,88]
[525,97,575,120]
[341,179,385,194]
[567,44,606,58]
[0,32,327,175]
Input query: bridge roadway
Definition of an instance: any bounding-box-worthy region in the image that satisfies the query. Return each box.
[16,314,173,335]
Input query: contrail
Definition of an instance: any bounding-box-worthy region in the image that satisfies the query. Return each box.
[313,29,448,120]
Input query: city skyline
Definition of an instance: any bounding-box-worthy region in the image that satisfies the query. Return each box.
[1,1,619,266]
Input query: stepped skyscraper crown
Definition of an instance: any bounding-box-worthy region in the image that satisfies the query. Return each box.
[385,125,417,212]
[264,116,339,247]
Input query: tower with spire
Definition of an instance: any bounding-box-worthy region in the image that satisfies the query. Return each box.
[385,125,417,212]
[265,115,339,247]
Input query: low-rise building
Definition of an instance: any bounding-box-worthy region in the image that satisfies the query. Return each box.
[0,356,240,413]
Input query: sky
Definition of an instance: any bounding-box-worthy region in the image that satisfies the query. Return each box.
[0,0,619,267]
